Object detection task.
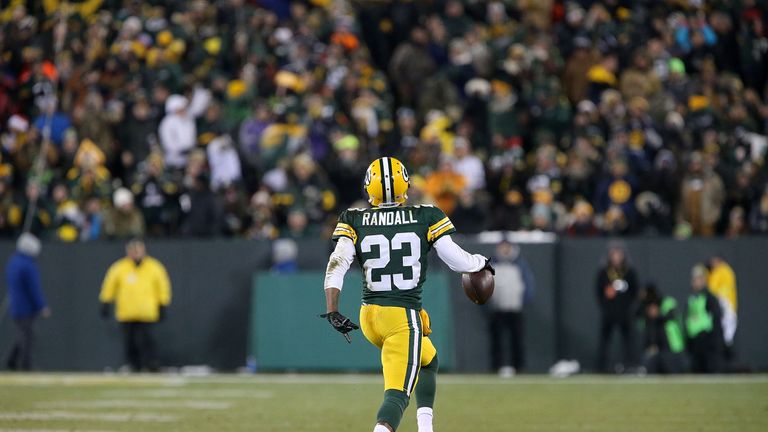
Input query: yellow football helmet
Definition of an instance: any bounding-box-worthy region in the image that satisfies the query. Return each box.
[364,157,410,207]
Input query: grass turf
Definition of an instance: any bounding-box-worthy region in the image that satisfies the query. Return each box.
[0,374,766,431]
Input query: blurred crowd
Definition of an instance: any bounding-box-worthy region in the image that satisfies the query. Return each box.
[1,0,767,241]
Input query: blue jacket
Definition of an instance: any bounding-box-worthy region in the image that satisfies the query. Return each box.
[5,252,47,319]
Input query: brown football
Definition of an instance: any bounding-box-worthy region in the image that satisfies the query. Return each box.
[462,269,495,305]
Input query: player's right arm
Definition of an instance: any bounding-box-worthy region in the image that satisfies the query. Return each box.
[321,212,360,342]
[323,236,356,311]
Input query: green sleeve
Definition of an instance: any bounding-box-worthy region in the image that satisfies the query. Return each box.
[426,206,456,244]
[331,210,358,244]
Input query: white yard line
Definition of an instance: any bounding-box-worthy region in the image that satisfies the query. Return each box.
[0,374,187,387]
[0,429,116,432]
[37,399,232,410]
[0,411,178,422]
[99,389,273,399]
[0,429,115,432]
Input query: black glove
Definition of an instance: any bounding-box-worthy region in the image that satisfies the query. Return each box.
[100,303,111,320]
[320,311,360,343]
[482,259,496,276]
[159,306,167,322]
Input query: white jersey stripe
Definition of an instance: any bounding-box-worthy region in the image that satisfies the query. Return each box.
[382,157,393,203]
[406,309,421,396]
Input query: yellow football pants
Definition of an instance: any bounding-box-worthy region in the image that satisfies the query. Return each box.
[359,304,438,396]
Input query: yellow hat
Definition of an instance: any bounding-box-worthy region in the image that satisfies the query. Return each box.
[204,37,222,55]
[227,79,247,99]
[275,70,305,93]
[157,30,173,47]
[688,95,709,112]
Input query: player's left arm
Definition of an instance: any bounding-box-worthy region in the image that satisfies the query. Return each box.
[434,235,494,274]
[321,236,360,342]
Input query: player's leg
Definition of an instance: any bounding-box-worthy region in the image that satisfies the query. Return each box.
[415,336,438,432]
[376,307,423,431]
[359,305,393,432]
[359,305,385,350]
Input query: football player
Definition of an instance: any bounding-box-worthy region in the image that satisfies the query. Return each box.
[321,157,494,432]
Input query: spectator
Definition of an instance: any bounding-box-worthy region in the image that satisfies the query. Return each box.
[388,26,436,107]
[180,173,222,238]
[326,134,366,210]
[595,243,638,373]
[4,233,50,370]
[33,96,71,148]
[565,200,598,236]
[488,240,534,377]
[99,239,171,372]
[238,104,273,169]
[207,134,242,192]
[426,157,467,215]
[725,206,748,238]
[639,284,686,374]
[685,264,723,373]
[281,207,315,240]
[158,87,211,169]
[117,96,157,178]
[132,154,177,237]
[245,190,277,240]
[679,152,725,236]
[81,197,103,241]
[104,188,145,239]
[706,256,738,358]
[451,137,485,191]
[280,154,336,229]
[750,186,768,234]
[586,52,618,103]
[451,191,487,234]
[51,183,83,242]
[594,159,637,222]
[271,238,298,273]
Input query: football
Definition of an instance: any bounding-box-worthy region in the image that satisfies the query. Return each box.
[462,269,495,305]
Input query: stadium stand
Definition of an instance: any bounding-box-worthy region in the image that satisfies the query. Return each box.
[0,0,767,240]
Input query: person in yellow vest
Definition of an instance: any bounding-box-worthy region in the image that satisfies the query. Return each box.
[99,239,171,372]
[707,256,737,354]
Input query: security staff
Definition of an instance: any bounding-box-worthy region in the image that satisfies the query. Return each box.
[99,239,171,372]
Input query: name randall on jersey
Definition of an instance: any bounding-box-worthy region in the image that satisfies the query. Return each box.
[361,210,418,226]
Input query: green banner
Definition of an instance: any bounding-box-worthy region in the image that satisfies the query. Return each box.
[250,271,455,371]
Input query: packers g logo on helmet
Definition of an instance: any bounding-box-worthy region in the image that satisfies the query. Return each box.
[365,157,410,207]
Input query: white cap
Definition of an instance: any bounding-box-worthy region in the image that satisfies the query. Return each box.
[272,238,298,263]
[113,187,134,208]
[8,115,29,132]
[17,233,41,257]
[165,94,188,113]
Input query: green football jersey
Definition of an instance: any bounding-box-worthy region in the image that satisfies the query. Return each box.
[331,204,456,310]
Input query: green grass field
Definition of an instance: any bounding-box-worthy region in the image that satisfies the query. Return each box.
[0,374,766,431]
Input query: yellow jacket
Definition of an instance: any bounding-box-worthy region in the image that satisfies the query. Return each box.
[707,262,737,312]
[99,257,171,322]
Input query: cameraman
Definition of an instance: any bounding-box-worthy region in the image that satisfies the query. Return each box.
[595,242,638,373]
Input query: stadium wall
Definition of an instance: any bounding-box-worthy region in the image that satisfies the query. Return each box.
[0,238,765,372]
